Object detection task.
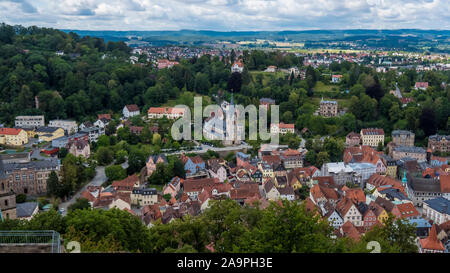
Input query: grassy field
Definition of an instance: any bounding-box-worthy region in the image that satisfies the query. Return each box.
[148,184,164,191]
[249,71,286,85]
[313,82,339,92]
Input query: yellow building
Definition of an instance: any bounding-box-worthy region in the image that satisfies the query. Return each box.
[385,165,397,178]
[18,127,37,138]
[35,127,65,142]
[361,128,385,147]
[0,128,28,146]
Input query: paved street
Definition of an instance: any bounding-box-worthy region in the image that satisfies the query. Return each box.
[59,160,128,215]
[164,143,252,156]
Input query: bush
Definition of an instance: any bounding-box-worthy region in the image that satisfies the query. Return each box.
[16,194,27,203]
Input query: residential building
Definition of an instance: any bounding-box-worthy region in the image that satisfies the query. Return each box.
[270,122,295,135]
[319,99,338,117]
[381,154,397,177]
[331,75,342,83]
[146,154,168,176]
[278,186,295,201]
[123,104,140,118]
[180,154,206,177]
[360,128,384,147]
[345,132,360,147]
[207,159,227,182]
[48,119,78,135]
[183,177,219,201]
[417,224,446,253]
[264,181,280,201]
[259,98,275,110]
[79,127,103,142]
[336,197,363,227]
[281,149,303,169]
[415,82,429,90]
[14,115,44,128]
[148,107,186,119]
[35,126,65,142]
[392,130,415,147]
[392,146,427,162]
[423,197,450,225]
[231,61,244,73]
[157,59,179,69]
[16,202,39,220]
[0,128,28,146]
[163,176,184,198]
[428,134,449,154]
[264,65,277,72]
[131,187,158,206]
[68,139,90,158]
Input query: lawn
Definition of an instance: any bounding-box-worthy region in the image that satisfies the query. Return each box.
[250,71,286,85]
[147,184,164,192]
[313,82,339,92]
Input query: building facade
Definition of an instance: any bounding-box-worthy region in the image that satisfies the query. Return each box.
[360,128,384,147]
[428,134,449,154]
[392,130,415,147]
[48,120,78,135]
[3,159,61,196]
[319,99,338,117]
[14,115,45,128]
[0,128,28,146]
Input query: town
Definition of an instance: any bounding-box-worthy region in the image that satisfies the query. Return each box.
[0,22,449,254]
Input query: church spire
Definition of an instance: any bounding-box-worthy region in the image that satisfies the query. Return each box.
[402,171,407,186]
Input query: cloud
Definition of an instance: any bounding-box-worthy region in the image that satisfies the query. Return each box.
[7,0,37,13]
[0,0,448,30]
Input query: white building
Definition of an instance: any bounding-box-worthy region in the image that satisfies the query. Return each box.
[423,197,450,225]
[15,115,45,128]
[231,61,244,73]
[123,104,140,118]
[48,119,78,135]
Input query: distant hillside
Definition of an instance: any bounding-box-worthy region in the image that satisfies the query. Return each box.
[60,29,450,52]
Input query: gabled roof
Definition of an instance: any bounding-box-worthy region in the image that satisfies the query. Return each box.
[0,128,23,135]
[341,221,361,241]
[336,197,357,216]
[419,224,445,251]
[396,202,420,219]
[125,104,140,112]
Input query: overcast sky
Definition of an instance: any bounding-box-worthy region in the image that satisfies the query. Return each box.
[0,0,448,31]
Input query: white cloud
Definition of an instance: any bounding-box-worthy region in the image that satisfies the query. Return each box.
[0,0,448,30]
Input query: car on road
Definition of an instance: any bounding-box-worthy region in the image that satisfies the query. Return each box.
[58,208,66,214]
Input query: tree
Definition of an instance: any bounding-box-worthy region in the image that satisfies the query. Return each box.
[127,149,146,175]
[47,170,63,198]
[105,165,127,182]
[96,147,114,166]
[316,151,330,167]
[420,107,437,136]
[68,198,91,212]
[227,72,242,93]
[97,135,110,147]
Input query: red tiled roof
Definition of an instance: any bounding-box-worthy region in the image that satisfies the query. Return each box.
[112,174,139,191]
[97,114,111,120]
[0,128,23,135]
[396,202,420,219]
[440,174,450,193]
[125,104,140,112]
[420,224,445,251]
[361,128,384,135]
[341,221,360,241]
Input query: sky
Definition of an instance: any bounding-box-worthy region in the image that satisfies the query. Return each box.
[0,0,449,31]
